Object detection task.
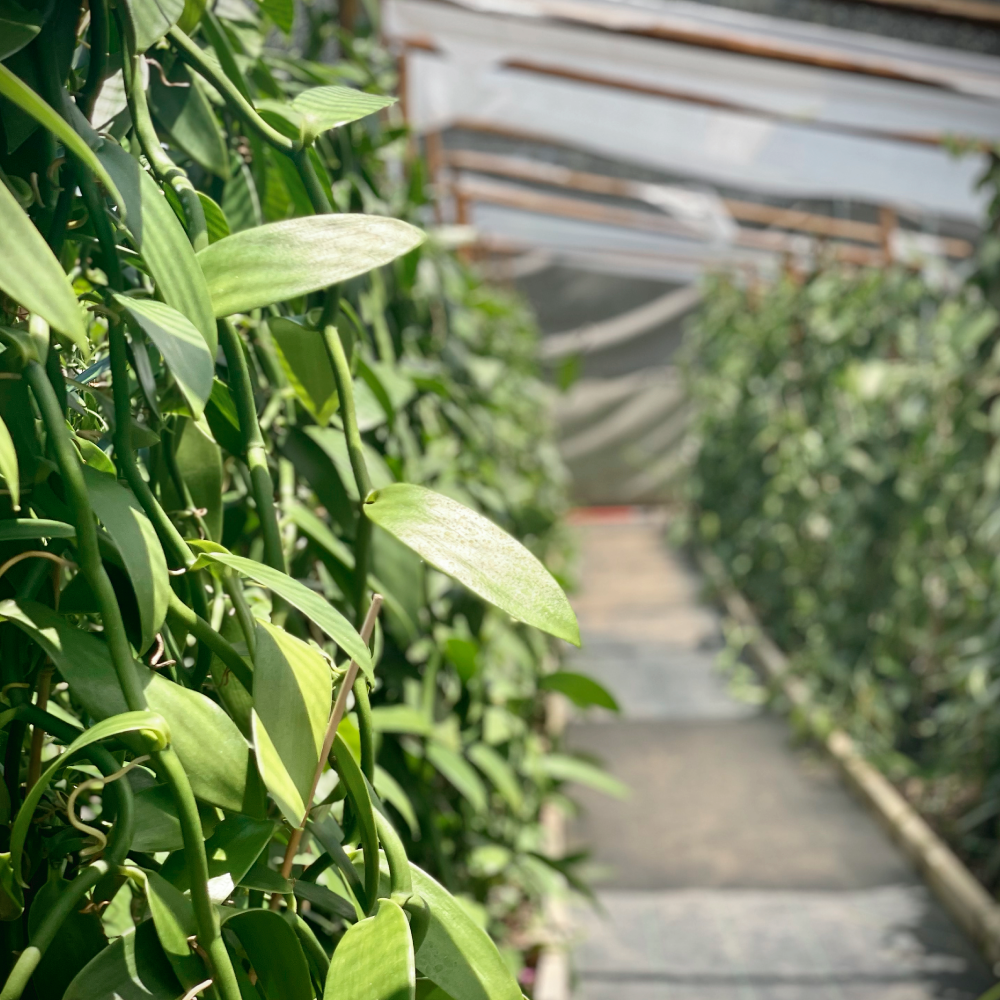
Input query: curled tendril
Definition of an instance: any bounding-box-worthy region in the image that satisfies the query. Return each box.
[0,550,77,585]
[65,755,151,857]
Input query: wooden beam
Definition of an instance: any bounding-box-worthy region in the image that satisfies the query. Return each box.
[843,0,1000,25]
[453,174,889,266]
[444,148,974,258]
[503,58,946,147]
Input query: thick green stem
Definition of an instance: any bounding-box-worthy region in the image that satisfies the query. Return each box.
[219,320,286,573]
[168,27,295,154]
[154,748,242,1000]
[167,592,254,693]
[292,148,332,215]
[103,220,195,571]
[24,362,146,711]
[124,53,208,252]
[80,0,110,118]
[324,324,372,623]
[373,810,411,896]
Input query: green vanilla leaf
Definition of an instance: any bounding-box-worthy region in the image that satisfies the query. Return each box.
[374,765,419,838]
[97,142,217,356]
[268,317,339,424]
[160,814,276,898]
[467,743,523,815]
[149,62,229,177]
[536,754,629,800]
[259,0,294,33]
[252,620,332,826]
[123,0,185,51]
[8,710,169,885]
[132,784,218,852]
[0,179,87,349]
[220,908,313,1000]
[27,875,106,994]
[0,854,23,920]
[0,600,252,812]
[370,706,433,737]
[425,743,488,815]
[258,86,395,147]
[0,64,127,223]
[408,863,521,1000]
[83,465,170,654]
[198,191,231,244]
[193,549,373,675]
[363,484,580,646]
[64,921,181,1000]
[0,519,75,542]
[0,0,42,61]
[324,898,414,1000]
[141,869,207,991]
[197,215,425,317]
[159,418,223,541]
[294,878,359,923]
[0,414,18,510]
[538,671,620,712]
[114,294,214,419]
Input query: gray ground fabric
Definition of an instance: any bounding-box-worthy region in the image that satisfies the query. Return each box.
[563,512,994,1000]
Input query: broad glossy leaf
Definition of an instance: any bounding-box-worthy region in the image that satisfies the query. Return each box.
[239,855,292,893]
[0,518,74,541]
[221,908,313,1000]
[259,0,293,32]
[194,550,372,674]
[0,0,41,60]
[149,62,228,177]
[222,156,262,233]
[0,177,86,348]
[536,754,629,799]
[64,921,181,1000]
[142,869,206,990]
[425,743,487,814]
[8,708,169,884]
[324,898,414,1000]
[409,863,521,1000]
[197,215,425,317]
[467,743,523,815]
[538,671,619,712]
[198,191,231,244]
[133,784,216,852]
[305,426,394,501]
[374,765,419,838]
[83,465,169,654]
[258,86,394,147]
[98,142,217,355]
[0,854,22,920]
[363,484,580,646]
[0,413,18,510]
[0,600,252,812]
[294,877,358,923]
[370,706,433,737]
[252,620,332,826]
[27,875,106,994]
[114,295,214,419]
[158,417,223,540]
[123,0,185,51]
[160,814,275,899]
[269,317,338,423]
[0,65,127,222]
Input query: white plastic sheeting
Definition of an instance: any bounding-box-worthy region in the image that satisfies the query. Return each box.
[386,0,997,220]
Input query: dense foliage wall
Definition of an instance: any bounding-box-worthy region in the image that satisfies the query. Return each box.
[682,228,1000,885]
[0,0,614,997]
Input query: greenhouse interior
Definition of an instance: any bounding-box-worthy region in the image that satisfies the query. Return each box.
[1,0,1000,996]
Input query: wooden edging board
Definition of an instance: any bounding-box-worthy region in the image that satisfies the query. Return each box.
[697,548,1000,969]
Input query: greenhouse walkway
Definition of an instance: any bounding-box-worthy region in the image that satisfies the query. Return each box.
[562,508,995,1000]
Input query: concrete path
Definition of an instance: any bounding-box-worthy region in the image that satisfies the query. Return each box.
[564,509,995,1000]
